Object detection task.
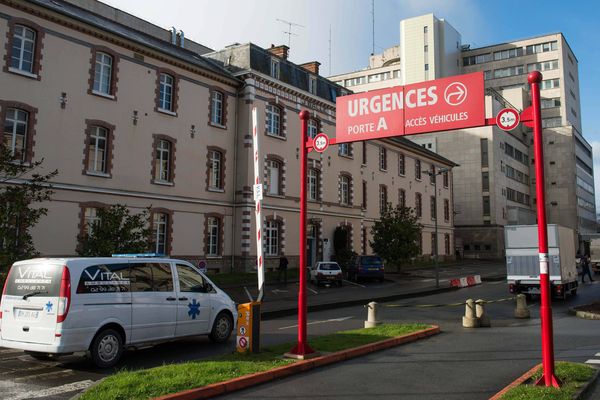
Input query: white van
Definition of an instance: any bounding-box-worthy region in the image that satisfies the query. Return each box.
[0,256,237,367]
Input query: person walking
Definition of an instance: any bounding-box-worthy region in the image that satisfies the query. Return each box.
[278,255,289,285]
[581,255,594,283]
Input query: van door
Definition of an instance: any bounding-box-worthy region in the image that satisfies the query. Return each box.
[173,263,211,337]
[129,262,177,343]
[1,262,63,345]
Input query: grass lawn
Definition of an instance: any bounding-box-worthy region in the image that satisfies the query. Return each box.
[501,361,596,400]
[80,323,429,400]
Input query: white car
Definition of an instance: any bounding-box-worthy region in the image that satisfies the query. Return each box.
[309,262,343,287]
[0,255,236,368]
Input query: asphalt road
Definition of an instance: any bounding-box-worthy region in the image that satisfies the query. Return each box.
[0,265,597,400]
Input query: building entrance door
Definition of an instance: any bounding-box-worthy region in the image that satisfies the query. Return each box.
[307,224,317,267]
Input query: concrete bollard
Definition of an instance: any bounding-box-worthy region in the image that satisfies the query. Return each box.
[365,301,382,328]
[462,298,480,328]
[514,294,530,319]
[475,299,491,327]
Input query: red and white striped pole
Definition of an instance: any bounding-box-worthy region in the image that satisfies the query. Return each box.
[288,110,315,357]
[529,71,560,388]
[252,107,265,295]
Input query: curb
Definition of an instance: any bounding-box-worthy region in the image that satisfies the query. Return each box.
[569,306,600,320]
[489,363,600,400]
[153,325,440,400]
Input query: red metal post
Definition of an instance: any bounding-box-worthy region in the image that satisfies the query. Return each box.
[288,110,315,356]
[529,71,560,388]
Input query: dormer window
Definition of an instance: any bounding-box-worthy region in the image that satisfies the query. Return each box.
[270,58,280,79]
[309,75,317,95]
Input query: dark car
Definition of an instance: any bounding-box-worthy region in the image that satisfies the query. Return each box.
[346,255,385,282]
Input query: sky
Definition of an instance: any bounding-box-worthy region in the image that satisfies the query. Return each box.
[103,0,600,208]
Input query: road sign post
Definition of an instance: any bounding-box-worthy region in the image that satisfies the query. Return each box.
[529,71,560,387]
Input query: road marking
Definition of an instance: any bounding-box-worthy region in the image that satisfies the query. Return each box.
[0,363,54,376]
[342,280,366,288]
[271,289,288,294]
[10,379,94,400]
[13,369,74,382]
[420,279,434,282]
[278,316,353,330]
[307,286,318,295]
[585,359,600,365]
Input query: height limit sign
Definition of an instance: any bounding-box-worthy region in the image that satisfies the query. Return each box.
[496,108,520,131]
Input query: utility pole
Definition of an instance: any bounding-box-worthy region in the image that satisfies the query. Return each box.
[276,18,305,48]
[371,0,375,55]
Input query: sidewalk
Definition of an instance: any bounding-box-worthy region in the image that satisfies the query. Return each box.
[222,261,506,319]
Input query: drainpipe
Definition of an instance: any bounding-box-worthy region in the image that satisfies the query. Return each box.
[230,82,243,273]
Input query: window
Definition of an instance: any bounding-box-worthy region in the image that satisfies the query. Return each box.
[3,108,28,162]
[484,70,492,80]
[93,52,113,95]
[266,103,282,137]
[86,126,108,174]
[379,185,387,215]
[417,233,423,253]
[493,48,523,61]
[393,189,404,210]
[430,196,436,220]
[431,233,437,255]
[415,193,422,218]
[176,264,208,292]
[480,139,488,167]
[482,196,490,216]
[482,172,489,191]
[525,41,558,55]
[443,171,449,188]
[540,79,560,90]
[542,117,562,128]
[362,141,367,165]
[362,180,367,209]
[152,212,169,255]
[265,220,280,256]
[155,139,172,183]
[398,153,405,175]
[77,263,130,294]
[462,53,491,66]
[83,207,101,236]
[308,168,319,201]
[270,58,280,79]
[210,90,225,126]
[10,25,36,74]
[340,175,351,205]
[207,149,224,190]
[444,234,450,255]
[309,75,317,95]
[206,216,221,256]
[429,165,435,184]
[158,73,174,112]
[415,159,421,180]
[130,263,173,292]
[527,59,559,72]
[541,98,561,109]
[308,118,318,139]
[339,143,351,157]
[444,199,450,222]
[379,146,387,171]
[266,159,282,195]
[493,66,524,79]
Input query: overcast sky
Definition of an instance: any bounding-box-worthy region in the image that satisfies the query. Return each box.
[102,0,600,209]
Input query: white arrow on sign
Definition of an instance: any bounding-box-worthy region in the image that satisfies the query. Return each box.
[444,82,467,106]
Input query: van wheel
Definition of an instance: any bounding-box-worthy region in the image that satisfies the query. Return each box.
[90,328,123,368]
[210,312,233,343]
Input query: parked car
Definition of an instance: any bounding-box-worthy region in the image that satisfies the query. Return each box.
[346,255,385,282]
[0,255,236,368]
[309,262,343,287]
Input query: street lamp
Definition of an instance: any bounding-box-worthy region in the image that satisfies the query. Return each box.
[424,166,449,288]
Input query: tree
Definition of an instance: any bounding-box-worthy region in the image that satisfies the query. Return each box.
[77,205,153,256]
[370,203,422,271]
[0,144,58,273]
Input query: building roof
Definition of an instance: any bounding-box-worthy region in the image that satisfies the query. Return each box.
[28,0,239,81]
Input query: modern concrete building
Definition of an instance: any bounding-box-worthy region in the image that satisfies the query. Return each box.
[0,0,456,273]
[331,13,595,258]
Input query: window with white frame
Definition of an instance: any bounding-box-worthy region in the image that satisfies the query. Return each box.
[339,143,351,157]
[493,48,523,61]
[266,159,281,195]
[3,108,28,162]
[429,165,436,184]
[540,79,560,90]
[379,146,387,171]
[308,168,319,201]
[443,170,449,188]
[265,220,279,256]
[211,90,224,125]
[270,58,280,79]
[527,59,559,72]
[340,175,351,205]
[158,73,174,111]
[493,65,524,79]
[444,199,450,221]
[93,52,113,95]
[155,139,171,182]
[307,118,318,139]
[430,196,436,220]
[266,104,282,137]
[398,153,405,175]
[11,25,36,73]
[541,98,561,109]
[153,212,168,254]
[208,150,223,190]
[415,193,422,218]
[309,75,317,95]
[379,185,387,215]
[207,216,220,256]
[525,41,558,55]
[87,126,108,173]
[415,159,421,180]
[84,207,101,236]
[399,189,406,208]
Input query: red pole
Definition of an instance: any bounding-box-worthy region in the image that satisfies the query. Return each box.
[529,71,560,388]
[288,110,315,357]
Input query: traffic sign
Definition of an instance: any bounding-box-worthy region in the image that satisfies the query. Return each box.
[496,108,520,131]
[253,183,263,201]
[313,133,329,152]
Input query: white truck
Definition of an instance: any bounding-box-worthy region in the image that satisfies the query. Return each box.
[589,238,600,274]
[505,224,578,299]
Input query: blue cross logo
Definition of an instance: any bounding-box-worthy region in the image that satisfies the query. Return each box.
[45,301,53,312]
[188,299,201,319]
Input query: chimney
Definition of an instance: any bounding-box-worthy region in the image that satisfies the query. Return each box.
[299,61,321,75]
[268,44,289,60]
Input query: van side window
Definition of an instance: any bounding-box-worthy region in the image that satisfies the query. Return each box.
[76,263,130,294]
[176,264,208,293]
[130,263,173,292]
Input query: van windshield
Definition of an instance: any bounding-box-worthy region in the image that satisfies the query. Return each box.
[4,263,62,297]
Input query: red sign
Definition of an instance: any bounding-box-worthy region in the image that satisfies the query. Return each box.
[496,108,520,131]
[312,133,329,152]
[335,72,485,143]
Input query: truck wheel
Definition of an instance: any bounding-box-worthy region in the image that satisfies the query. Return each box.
[90,328,123,368]
[210,312,233,343]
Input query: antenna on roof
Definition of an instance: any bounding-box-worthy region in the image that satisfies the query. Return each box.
[329,24,332,75]
[371,0,375,55]
[276,18,305,48]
